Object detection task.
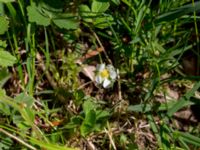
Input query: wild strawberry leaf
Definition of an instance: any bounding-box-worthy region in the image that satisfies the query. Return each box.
[27,3,51,26]
[0,49,16,67]
[92,0,110,13]
[27,2,78,29]
[0,16,9,35]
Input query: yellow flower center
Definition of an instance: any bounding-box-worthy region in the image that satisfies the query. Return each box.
[100,69,109,78]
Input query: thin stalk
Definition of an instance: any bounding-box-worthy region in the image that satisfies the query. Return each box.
[26,23,36,96]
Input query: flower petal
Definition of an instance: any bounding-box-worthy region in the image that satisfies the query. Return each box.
[110,70,117,80]
[95,75,103,84]
[96,63,105,72]
[103,78,111,88]
[107,65,117,80]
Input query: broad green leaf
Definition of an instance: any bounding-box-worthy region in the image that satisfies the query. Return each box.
[79,4,93,22]
[14,93,35,108]
[0,16,9,35]
[96,110,110,121]
[27,2,78,30]
[80,110,96,136]
[53,17,78,30]
[84,110,96,126]
[27,3,50,26]
[79,4,91,14]
[92,1,110,13]
[0,50,16,67]
[94,15,113,29]
[83,100,97,115]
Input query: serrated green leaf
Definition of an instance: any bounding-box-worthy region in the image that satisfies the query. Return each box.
[27,3,50,26]
[92,1,110,13]
[79,4,93,22]
[27,2,78,30]
[80,110,96,136]
[53,17,78,30]
[0,50,16,67]
[0,16,9,35]
[94,15,113,29]
[14,93,35,108]
[0,40,7,48]
[83,100,97,115]
[96,110,110,121]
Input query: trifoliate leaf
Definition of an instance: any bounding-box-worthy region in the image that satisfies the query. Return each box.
[79,4,93,22]
[0,16,9,35]
[27,2,78,30]
[92,1,110,13]
[52,14,78,29]
[80,110,96,136]
[83,100,97,115]
[94,15,113,29]
[27,3,51,26]
[0,50,16,67]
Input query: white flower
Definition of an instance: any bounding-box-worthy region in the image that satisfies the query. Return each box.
[95,63,118,88]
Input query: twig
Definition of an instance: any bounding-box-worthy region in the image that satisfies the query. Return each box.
[117,69,122,100]
[92,31,112,64]
[105,124,117,150]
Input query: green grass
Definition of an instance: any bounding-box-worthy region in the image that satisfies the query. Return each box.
[0,0,200,149]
